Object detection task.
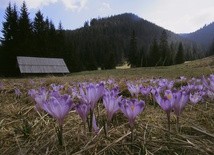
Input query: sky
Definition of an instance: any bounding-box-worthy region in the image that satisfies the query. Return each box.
[0,0,214,37]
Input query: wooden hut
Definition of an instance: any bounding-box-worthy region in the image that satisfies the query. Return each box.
[17,56,70,74]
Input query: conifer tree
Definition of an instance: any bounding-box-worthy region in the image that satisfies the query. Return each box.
[33,10,46,56]
[169,42,175,64]
[57,21,65,55]
[47,20,57,57]
[18,1,33,55]
[128,30,138,67]
[0,3,19,75]
[149,38,160,66]
[138,46,145,67]
[1,3,18,48]
[175,42,185,64]
[159,30,170,66]
[33,10,45,35]
[208,39,214,56]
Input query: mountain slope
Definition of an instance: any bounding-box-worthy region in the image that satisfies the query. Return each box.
[68,13,196,48]
[181,22,214,48]
[64,13,204,70]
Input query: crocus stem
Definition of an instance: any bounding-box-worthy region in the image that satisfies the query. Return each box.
[87,115,90,132]
[131,127,134,144]
[104,120,108,137]
[83,123,86,136]
[167,113,170,138]
[97,104,100,118]
[176,116,180,132]
[89,109,93,132]
[57,124,63,146]
[131,126,134,153]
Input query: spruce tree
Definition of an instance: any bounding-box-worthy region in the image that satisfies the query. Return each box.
[149,38,160,66]
[57,21,65,56]
[18,1,33,55]
[33,10,45,36]
[33,10,46,56]
[128,30,138,67]
[159,30,170,66]
[46,20,57,57]
[1,3,14,47]
[138,46,145,67]
[175,42,185,64]
[208,39,214,56]
[169,42,175,64]
[0,3,19,75]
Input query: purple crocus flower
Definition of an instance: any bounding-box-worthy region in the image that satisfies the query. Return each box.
[75,102,90,123]
[104,86,120,96]
[14,88,22,97]
[68,86,79,99]
[33,87,49,111]
[119,99,145,127]
[189,92,202,104]
[0,82,4,90]
[107,79,115,85]
[79,82,105,110]
[103,90,122,121]
[154,90,175,114]
[179,76,187,81]
[207,90,214,100]
[173,90,189,131]
[38,92,73,146]
[173,91,189,117]
[154,89,175,132]
[140,86,151,95]
[126,82,142,97]
[202,75,214,92]
[29,80,35,85]
[51,84,64,91]
[28,89,38,98]
[42,94,73,125]
[158,79,173,90]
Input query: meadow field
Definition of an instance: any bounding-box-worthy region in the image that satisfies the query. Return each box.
[0,57,214,155]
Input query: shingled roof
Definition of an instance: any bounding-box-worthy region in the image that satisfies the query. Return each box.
[17,56,70,74]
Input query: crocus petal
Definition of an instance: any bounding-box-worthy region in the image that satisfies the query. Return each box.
[92,114,99,133]
[75,102,90,123]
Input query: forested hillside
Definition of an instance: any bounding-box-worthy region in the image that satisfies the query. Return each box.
[64,13,204,69]
[0,2,207,76]
[181,22,214,48]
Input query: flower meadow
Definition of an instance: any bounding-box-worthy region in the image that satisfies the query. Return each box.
[0,75,214,154]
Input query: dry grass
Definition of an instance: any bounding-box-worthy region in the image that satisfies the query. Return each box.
[1,58,214,155]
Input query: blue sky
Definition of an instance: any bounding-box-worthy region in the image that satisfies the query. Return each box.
[0,0,214,37]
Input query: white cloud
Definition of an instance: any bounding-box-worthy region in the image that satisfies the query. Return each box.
[99,2,111,12]
[0,0,88,11]
[142,0,214,33]
[0,0,57,9]
[61,0,87,11]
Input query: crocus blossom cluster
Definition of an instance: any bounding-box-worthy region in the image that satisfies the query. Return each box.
[29,86,73,125]
[27,74,214,145]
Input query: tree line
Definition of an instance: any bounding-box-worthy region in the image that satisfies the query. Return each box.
[64,13,205,71]
[0,2,65,75]
[0,3,207,76]
[128,30,185,67]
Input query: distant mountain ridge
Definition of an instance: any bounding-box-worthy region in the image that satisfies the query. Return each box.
[65,13,204,70]
[72,13,194,47]
[180,22,214,48]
